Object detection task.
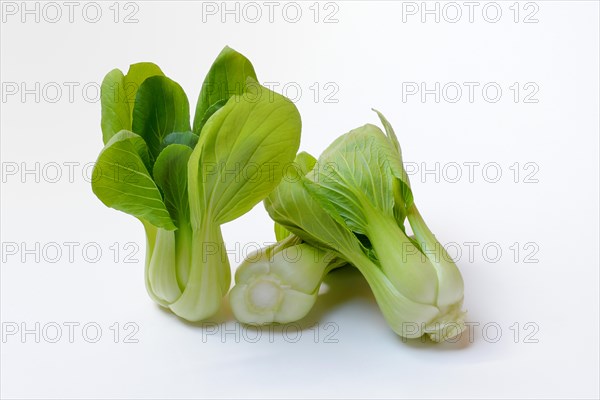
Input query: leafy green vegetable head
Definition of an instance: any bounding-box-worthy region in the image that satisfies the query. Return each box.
[92,47,301,321]
[253,113,466,342]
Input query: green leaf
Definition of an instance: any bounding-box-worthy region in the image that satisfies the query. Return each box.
[271,153,317,242]
[161,131,199,151]
[195,98,227,134]
[372,109,403,163]
[153,144,193,227]
[100,69,129,144]
[100,63,164,144]
[193,46,258,134]
[265,155,364,259]
[372,110,414,221]
[303,124,397,235]
[123,63,165,121]
[132,76,191,161]
[92,130,175,230]
[274,223,291,241]
[293,151,317,175]
[188,85,301,227]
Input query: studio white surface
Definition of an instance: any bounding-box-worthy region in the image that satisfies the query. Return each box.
[1,1,598,399]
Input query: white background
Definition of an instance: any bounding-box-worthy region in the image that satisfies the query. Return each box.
[1,1,599,399]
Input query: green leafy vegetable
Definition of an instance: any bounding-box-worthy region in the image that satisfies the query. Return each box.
[94,46,467,341]
[92,47,301,321]
[230,113,466,342]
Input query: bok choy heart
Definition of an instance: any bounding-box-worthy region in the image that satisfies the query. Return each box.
[91,47,301,321]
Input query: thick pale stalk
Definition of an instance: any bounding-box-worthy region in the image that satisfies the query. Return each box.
[174,222,193,290]
[230,242,342,324]
[142,220,177,307]
[363,206,438,306]
[406,203,465,309]
[168,219,230,321]
[349,249,463,342]
[147,228,181,304]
